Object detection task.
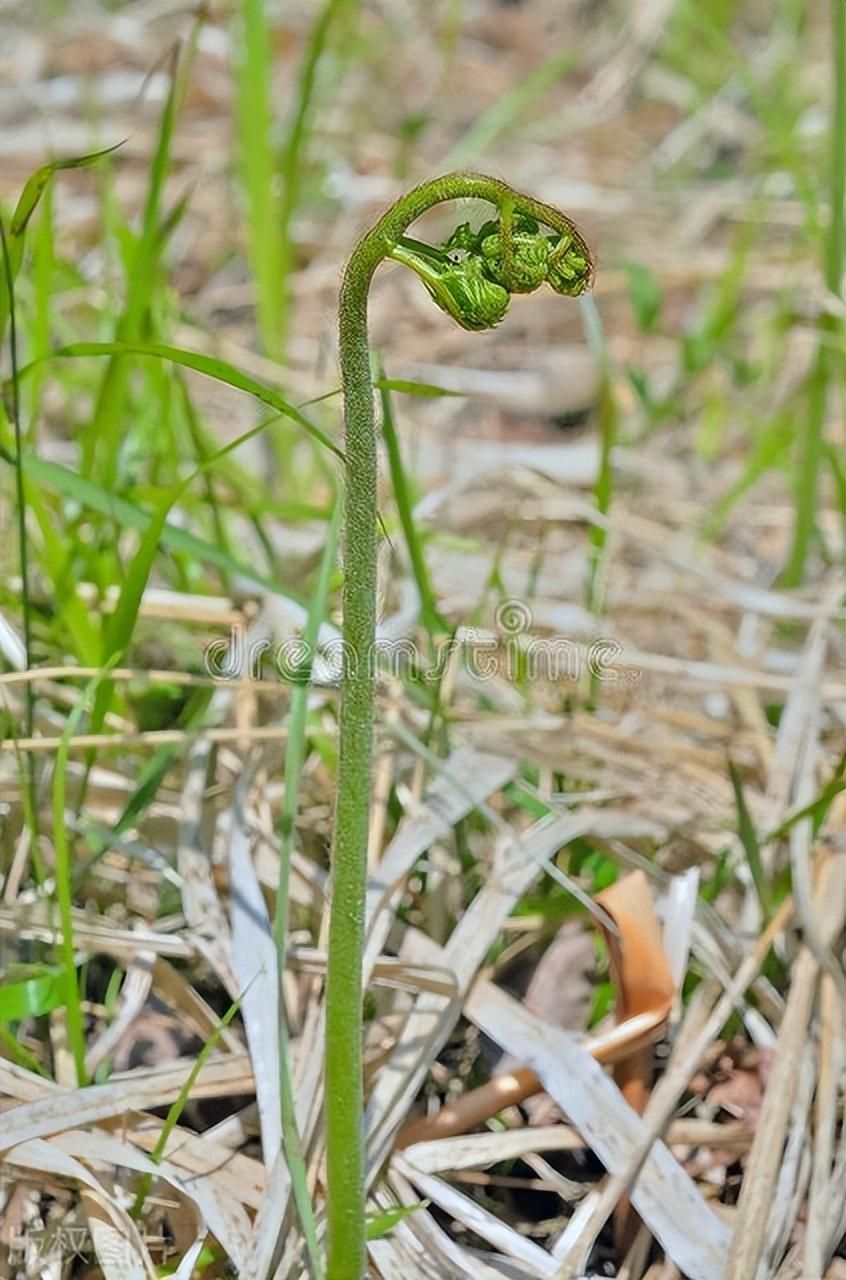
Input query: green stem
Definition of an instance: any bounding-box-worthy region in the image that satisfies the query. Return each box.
[0,220,32,733]
[784,0,845,585]
[824,0,846,302]
[275,501,340,1280]
[278,0,355,355]
[377,367,443,637]
[131,988,244,1220]
[327,172,592,1279]
[579,293,616,622]
[1,216,41,872]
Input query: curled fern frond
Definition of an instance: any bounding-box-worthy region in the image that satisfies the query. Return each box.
[546,236,592,296]
[329,171,593,1280]
[388,196,591,329]
[479,220,550,293]
[389,239,510,329]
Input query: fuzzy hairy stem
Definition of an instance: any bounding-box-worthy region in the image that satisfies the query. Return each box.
[327,172,591,1279]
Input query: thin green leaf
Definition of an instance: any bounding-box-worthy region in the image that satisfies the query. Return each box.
[375,377,463,398]
[115,693,215,835]
[131,988,246,1219]
[0,1025,50,1076]
[5,449,307,606]
[622,261,663,332]
[1,213,41,865]
[53,662,120,1087]
[444,46,578,168]
[89,414,289,736]
[87,50,181,486]
[0,965,64,1022]
[579,294,616,622]
[378,370,443,634]
[764,756,846,845]
[365,1203,426,1240]
[233,0,286,357]
[0,144,120,342]
[177,374,234,588]
[728,758,771,919]
[276,0,357,356]
[25,340,343,460]
[273,499,340,1280]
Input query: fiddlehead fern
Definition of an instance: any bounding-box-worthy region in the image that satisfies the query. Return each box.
[477,212,552,293]
[327,172,592,1279]
[389,237,510,329]
[389,200,592,330]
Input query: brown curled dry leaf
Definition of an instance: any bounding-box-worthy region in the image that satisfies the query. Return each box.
[396,869,675,1148]
[596,870,676,1247]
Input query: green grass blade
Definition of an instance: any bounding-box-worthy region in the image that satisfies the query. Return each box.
[70,692,215,892]
[365,1203,425,1240]
[88,414,294,738]
[579,294,617,620]
[233,0,285,358]
[784,340,834,586]
[0,219,34,736]
[131,988,245,1219]
[20,340,343,460]
[378,372,443,635]
[444,46,578,168]
[9,466,101,661]
[86,50,182,486]
[5,448,307,605]
[177,374,235,589]
[0,145,120,343]
[277,0,355,351]
[703,408,793,539]
[131,51,181,311]
[764,756,846,845]
[233,0,356,359]
[1,214,41,860]
[375,377,462,398]
[114,711,214,838]
[823,0,846,300]
[27,180,56,423]
[784,0,845,589]
[274,499,340,1280]
[9,739,46,884]
[0,965,64,1021]
[728,758,771,921]
[0,1025,50,1076]
[52,663,120,1086]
